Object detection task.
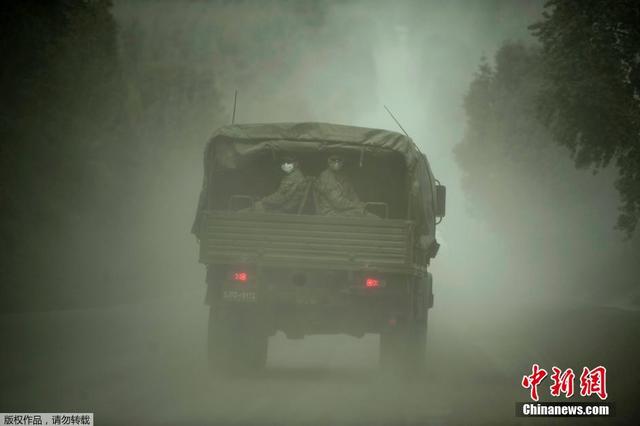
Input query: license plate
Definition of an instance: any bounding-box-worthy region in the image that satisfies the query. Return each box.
[223,290,257,302]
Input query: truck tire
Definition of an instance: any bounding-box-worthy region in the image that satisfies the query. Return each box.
[380,274,430,377]
[207,306,268,376]
[379,315,428,377]
[405,317,427,376]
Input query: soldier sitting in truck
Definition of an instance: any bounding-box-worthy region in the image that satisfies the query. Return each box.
[315,154,370,216]
[253,155,307,213]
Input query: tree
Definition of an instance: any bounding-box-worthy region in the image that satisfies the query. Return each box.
[0,0,135,311]
[530,0,640,235]
[454,42,637,302]
[455,43,590,237]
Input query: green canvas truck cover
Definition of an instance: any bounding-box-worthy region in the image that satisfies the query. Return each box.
[192,122,438,247]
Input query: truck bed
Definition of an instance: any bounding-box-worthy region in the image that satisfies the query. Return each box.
[199,211,416,272]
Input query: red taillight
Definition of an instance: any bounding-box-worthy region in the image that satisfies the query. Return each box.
[233,272,248,282]
[365,277,380,288]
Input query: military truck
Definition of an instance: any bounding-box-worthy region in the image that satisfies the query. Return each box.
[192,122,445,375]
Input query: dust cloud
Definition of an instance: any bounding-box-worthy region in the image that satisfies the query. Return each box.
[2,1,638,424]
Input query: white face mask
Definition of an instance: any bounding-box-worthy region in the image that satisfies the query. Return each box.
[281,162,294,174]
[329,160,343,171]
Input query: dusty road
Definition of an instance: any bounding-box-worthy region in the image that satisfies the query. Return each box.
[1,288,638,425]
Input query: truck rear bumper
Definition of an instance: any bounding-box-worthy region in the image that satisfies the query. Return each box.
[208,283,410,338]
[205,266,433,338]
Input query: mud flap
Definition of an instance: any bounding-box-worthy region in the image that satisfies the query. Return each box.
[415,273,434,320]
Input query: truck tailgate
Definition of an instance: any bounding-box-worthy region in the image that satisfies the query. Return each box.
[199,211,415,272]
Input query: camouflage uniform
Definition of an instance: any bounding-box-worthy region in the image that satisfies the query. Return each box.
[258,168,307,213]
[315,168,366,216]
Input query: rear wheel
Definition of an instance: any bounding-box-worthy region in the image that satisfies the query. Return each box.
[379,316,428,377]
[207,306,268,376]
[406,318,427,375]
